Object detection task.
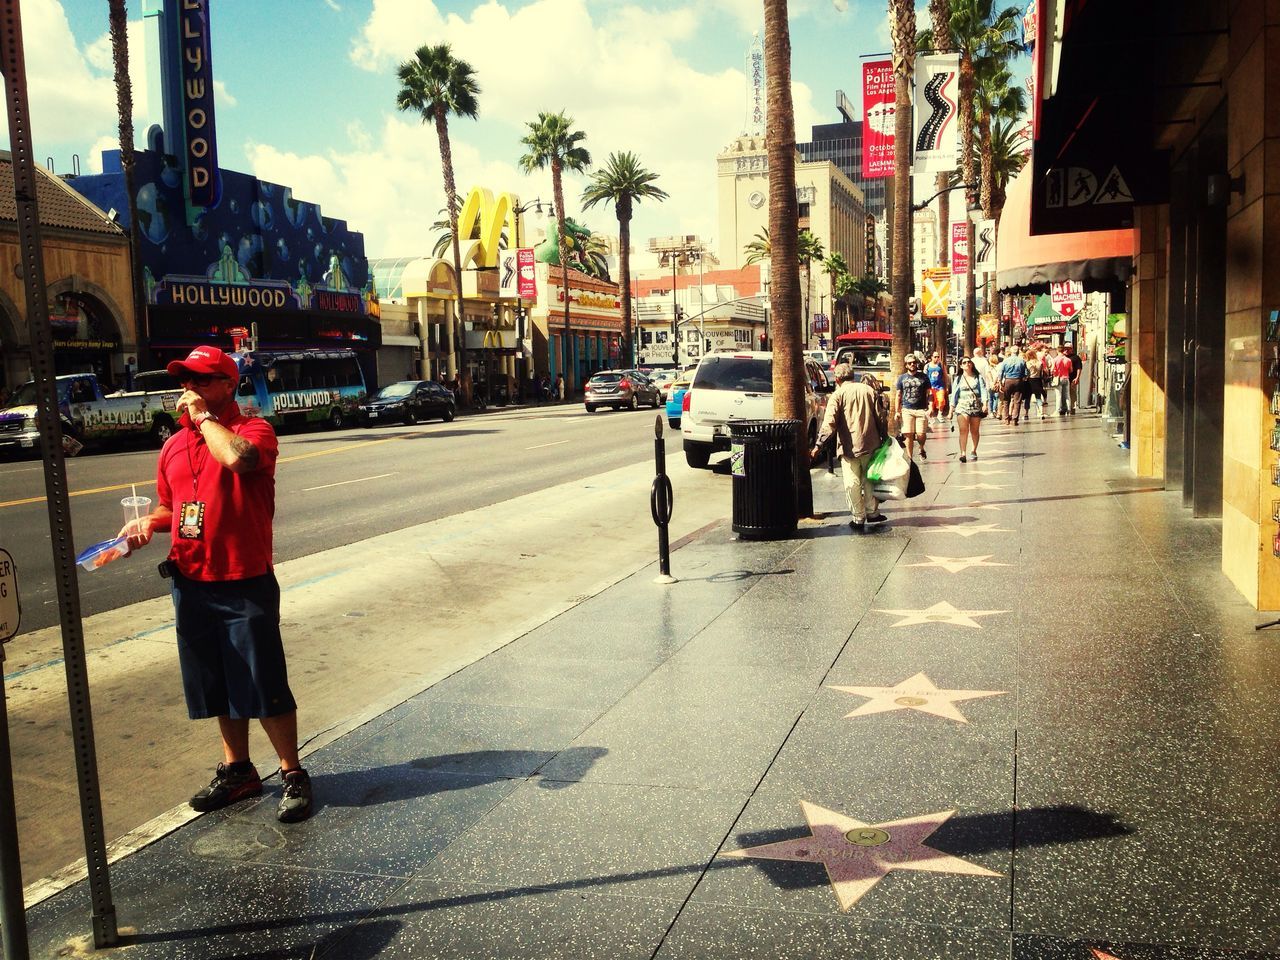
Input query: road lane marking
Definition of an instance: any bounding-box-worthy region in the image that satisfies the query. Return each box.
[0,479,157,509]
[525,439,570,450]
[302,473,396,492]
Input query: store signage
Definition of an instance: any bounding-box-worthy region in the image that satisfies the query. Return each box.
[315,290,363,314]
[1050,279,1085,317]
[861,57,895,179]
[156,277,300,311]
[180,0,219,209]
[912,54,960,174]
[0,548,19,643]
[951,222,968,275]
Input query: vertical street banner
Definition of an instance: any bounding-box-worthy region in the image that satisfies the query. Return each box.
[912,54,960,175]
[861,57,895,179]
[922,269,952,318]
[517,248,537,299]
[951,221,969,275]
[974,218,996,272]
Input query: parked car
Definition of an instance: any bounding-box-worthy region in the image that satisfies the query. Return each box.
[831,345,893,389]
[665,376,692,429]
[680,352,831,469]
[648,368,680,399]
[359,380,455,426]
[584,370,661,412]
[0,372,182,453]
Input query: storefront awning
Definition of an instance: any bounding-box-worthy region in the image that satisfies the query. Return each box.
[996,166,1133,293]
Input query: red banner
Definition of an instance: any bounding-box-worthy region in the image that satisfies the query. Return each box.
[861,58,895,179]
[517,248,537,299]
[951,222,969,275]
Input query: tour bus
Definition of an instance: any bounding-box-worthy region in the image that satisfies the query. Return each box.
[232,349,368,430]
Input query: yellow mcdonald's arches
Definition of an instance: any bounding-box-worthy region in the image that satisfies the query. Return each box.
[457,187,518,268]
[482,329,503,349]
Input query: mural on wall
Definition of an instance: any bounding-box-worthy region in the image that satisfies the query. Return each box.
[75,149,374,316]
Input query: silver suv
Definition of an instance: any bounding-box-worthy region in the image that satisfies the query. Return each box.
[680,352,829,468]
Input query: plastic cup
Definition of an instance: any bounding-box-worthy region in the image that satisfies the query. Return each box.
[122,495,151,530]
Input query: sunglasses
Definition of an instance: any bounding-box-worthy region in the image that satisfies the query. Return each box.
[181,373,230,387]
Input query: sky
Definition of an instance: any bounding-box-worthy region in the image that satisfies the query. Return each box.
[8,0,984,269]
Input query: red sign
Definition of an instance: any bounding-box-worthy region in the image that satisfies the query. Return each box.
[1050,279,1085,317]
[951,222,969,275]
[861,58,895,179]
[517,248,537,299]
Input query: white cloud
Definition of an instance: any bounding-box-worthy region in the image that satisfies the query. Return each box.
[334,0,819,265]
[213,79,237,109]
[18,0,118,150]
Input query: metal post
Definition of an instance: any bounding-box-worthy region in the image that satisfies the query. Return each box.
[651,415,676,584]
[0,3,118,948]
[0,650,30,960]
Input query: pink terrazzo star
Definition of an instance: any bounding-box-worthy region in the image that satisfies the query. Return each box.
[722,801,1001,910]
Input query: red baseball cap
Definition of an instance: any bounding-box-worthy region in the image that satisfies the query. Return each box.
[166,345,238,381]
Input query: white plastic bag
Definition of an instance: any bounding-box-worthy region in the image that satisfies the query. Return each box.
[872,472,908,501]
[874,437,911,482]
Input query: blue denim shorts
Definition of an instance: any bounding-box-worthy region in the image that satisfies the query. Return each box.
[171,571,297,720]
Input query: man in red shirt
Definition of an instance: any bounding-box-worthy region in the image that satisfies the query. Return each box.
[121,345,312,823]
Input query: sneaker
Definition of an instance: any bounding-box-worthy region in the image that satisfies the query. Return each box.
[277,768,314,824]
[190,762,262,812]
[971,452,978,460]
[866,513,889,524]
[849,519,866,533]
[959,454,967,463]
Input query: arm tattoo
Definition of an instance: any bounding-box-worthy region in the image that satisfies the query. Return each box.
[230,435,261,468]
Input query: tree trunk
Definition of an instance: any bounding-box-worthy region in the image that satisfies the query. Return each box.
[551,158,573,393]
[436,112,470,401]
[616,196,633,368]
[763,0,811,515]
[889,0,916,381]
[930,0,951,367]
[109,0,148,370]
[978,112,996,330]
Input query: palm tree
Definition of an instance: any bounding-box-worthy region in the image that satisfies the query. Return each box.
[396,43,480,391]
[889,0,917,377]
[822,251,850,330]
[974,59,1027,219]
[743,228,771,265]
[984,113,1029,228]
[797,230,825,347]
[520,111,591,392]
[581,151,667,367]
[108,0,147,366]
[763,0,811,513]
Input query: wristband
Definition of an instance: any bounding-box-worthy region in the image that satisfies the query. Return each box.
[193,411,218,428]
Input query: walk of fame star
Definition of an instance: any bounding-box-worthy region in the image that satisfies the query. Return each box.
[1091,950,1123,960]
[874,600,1007,628]
[924,522,1012,537]
[721,801,1001,910]
[904,554,1009,573]
[827,672,1005,722]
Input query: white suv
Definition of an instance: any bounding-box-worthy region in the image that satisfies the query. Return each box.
[680,351,830,469]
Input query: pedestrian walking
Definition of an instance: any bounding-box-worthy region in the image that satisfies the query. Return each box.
[950,357,989,462]
[895,354,931,460]
[925,351,949,426]
[1064,343,1083,413]
[555,373,565,401]
[1051,346,1073,415]
[976,345,1001,419]
[997,345,1028,425]
[119,345,312,823]
[1023,348,1047,420]
[811,363,887,533]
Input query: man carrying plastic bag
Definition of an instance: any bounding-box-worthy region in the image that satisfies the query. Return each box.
[810,363,889,533]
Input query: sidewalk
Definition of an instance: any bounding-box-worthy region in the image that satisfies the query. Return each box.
[27,415,1280,959]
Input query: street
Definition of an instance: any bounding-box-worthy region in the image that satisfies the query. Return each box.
[1,403,685,632]
[3,403,726,887]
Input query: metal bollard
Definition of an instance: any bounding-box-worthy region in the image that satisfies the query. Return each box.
[651,415,677,584]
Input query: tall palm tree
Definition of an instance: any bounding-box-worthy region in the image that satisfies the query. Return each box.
[396,44,480,391]
[520,111,591,392]
[108,0,147,367]
[984,112,1029,228]
[822,251,850,331]
[974,59,1027,219]
[889,0,917,377]
[763,0,811,513]
[797,230,825,347]
[581,151,667,367]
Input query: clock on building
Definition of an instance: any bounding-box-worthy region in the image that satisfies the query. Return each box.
[747,191,765,208]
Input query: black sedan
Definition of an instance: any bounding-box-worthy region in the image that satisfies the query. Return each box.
[359,381,456,426]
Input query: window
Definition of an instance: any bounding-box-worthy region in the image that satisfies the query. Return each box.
[692,356,772,392]
[238,376,255,398]
[798,202,810,219]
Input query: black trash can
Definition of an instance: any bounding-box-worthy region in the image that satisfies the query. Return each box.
[728,419,800,540]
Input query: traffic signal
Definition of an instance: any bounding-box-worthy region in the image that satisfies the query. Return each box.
[675,305,685,323]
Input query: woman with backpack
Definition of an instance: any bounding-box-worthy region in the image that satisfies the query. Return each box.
[950,356,990,462]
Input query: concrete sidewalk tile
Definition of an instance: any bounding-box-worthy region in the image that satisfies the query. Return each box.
[187,760,520,880]
[318,879,679,959]
[416,780,747,902]
[655,902,1012,958]
[1012,810,1280,954]
[27,847,401,959]
[313,699,599,778]
[1013,932,1280,960]
[693,790,1011,926]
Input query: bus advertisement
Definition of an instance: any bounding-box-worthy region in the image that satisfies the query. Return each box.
[232,349,368,430]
